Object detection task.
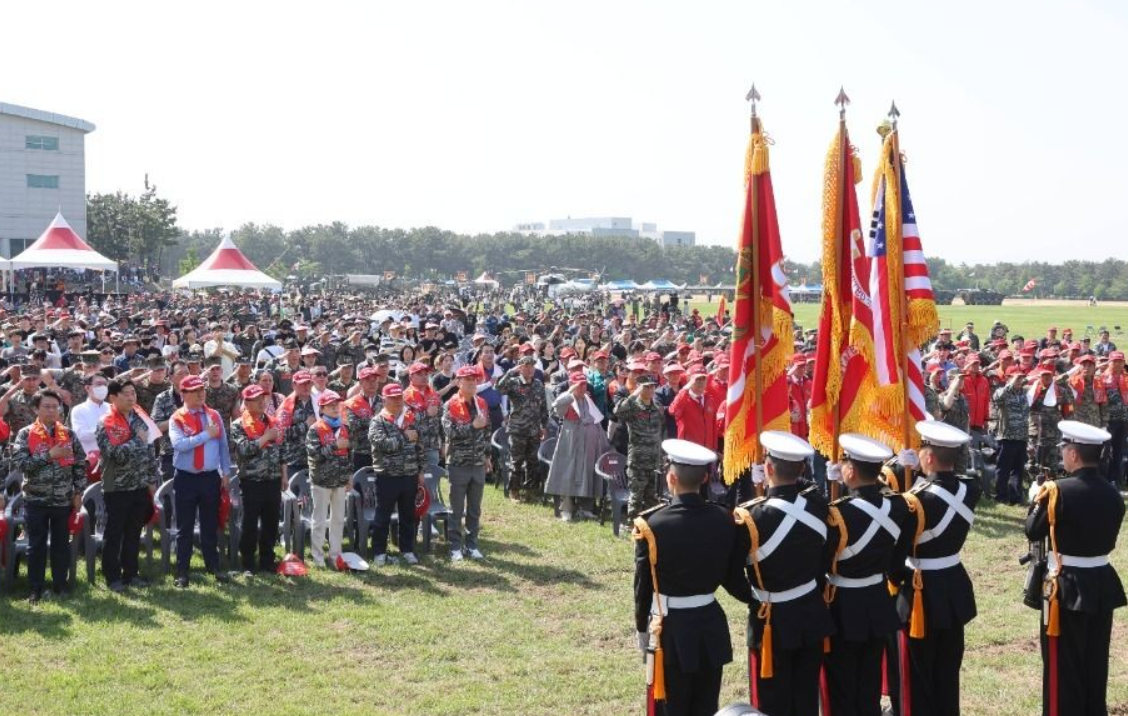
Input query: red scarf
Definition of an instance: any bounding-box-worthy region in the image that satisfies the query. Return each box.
[379,406,416,429]
[445,393,487,424]
[102,405,134,447]
[1101,371,1128,403]
[404,384,438,411]
[27,420,76,466]
[344,393,375,419]
[241,409,279,445]
[172,405,223,470]
[276,392,310,430]
[313,419,349,457]
[1070,374,1107,406]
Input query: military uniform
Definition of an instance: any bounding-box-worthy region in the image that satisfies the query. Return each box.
[7,389,41,435]
[135,378,169,415]
[993,381,1030,502]
[328,377,354,396]
[96,408,158,587]
[1028,382,1073,474]
[442,391,491,556]
[894,424,981,716]
[59,367,89,406]
[344,392,380,470]
[614,392,665,519]
[1068,376,1107,428]
[281,396,317,474]
[1025,434,1125,716]
[368,405,424,558]
[205,381,239,421]
[151,387,183,481]
[305,418,351,489]
[12,420,86,596]
[496,366,549,497]
[940,388,971,475]
[231,412,284,571]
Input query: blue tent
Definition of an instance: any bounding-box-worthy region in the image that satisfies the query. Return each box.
[641,279,682,291]
[603,279,639,290]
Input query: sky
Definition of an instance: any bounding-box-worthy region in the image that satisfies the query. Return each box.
[3,0,1126,264]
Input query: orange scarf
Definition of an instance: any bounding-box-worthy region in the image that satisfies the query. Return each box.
[172,405,223,470]
[379,406,416,429]
[446,393,487,424]
[28,420,76,466]
[1101,371,1128,403]
[241,410,279,445]
[404,384,438,411]
[1070,374,1107,406]
[102,405,134,447]
[276,392,311,430]
[313,419,349,457]
[344,393,375,420]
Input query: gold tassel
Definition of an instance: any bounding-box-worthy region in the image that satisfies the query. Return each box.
[758,602,774,678]
[823,636,831,654]
[909,569,926,639]
[1046,579,1061,638]
[887,579,899,597]
[653,646,667,700]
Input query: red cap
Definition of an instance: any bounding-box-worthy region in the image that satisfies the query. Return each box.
[241,385,266,400]
[408,362,431,375]
[956,340,970,348]
[645,352,663,363]
[663,363,685,375]
[1110,351,1126,361]
[927,364,944,374]
[179,375,205,392]
[358,366,379,380]
[790,354,807,366]
[688,364,707,377]
[456,365,481,379]
[519,343,536,355]
[292,370,312,385]
[685,350,703,364]
[559,347,577,360]
[590,350,607,360]
[626,361,647,372]
[317,390,342,407]
[997,349,1014,360]
[569,372,588,385]
[1076,354,1096,364]
[381,383,404,398]
[965,356,981,365]
[1005,365,1026,377]
[1019,350,1035,358]
[566,359,586,370]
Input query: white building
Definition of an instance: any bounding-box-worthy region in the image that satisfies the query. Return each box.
[513,216,695,246]
[0,102,95,258]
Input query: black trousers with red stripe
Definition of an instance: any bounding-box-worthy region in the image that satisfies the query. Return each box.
[749,644,823,716]
[824,635,886,716]
[895,626,964,716]
[1040,609,1114,716]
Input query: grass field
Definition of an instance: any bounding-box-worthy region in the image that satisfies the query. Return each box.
[687,298,1128,345]
[0,487,1125,716]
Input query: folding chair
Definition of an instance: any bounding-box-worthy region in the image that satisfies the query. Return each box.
[80,481,106,583]
[2,493,80,589]
[347,467,378,558]
[421,470,452,554]
[491,426,511,496]
[226,474,244,567]
[594,451,629,536]
[286,470,313,559]
[537,437,559,515]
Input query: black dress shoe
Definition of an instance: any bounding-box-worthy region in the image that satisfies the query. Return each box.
[108,581,128,593]
[174,576,190,589]
[52,584,71,598]
[214,571,231,584]
[127,577,151,589]
[28,589,44,605]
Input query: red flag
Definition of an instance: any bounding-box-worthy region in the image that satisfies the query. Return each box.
[723,115,795,484]
[715,295,727,327]
[1023,279,1037,292]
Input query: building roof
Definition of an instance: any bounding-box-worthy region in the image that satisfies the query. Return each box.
[0,102,95,133]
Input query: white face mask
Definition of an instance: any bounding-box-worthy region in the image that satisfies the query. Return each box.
[92,386,108,401]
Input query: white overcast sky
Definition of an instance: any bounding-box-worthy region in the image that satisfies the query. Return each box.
[3,0,1125,263]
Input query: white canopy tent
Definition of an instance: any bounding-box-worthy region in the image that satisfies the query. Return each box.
[6,212,117,272]
[173,235,282,290]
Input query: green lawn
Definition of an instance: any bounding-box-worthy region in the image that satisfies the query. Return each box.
[688,299,1128,344]
[0,490,1125,715]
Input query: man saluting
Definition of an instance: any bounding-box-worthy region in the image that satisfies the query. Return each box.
[632,439,750,716]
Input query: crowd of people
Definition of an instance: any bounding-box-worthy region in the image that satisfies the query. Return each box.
[0,283,1123,716]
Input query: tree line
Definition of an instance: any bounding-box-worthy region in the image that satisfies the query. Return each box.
[86,185,1128,298]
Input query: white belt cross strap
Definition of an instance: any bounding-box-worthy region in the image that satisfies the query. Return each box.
[827,572,885,589]
[906,554,961,571]
[750,578,818,604]
[750,496,828,562]
[1048,553,1110,570]
[916,482,975,546]
[838,498,901,561]
[651,593,716,615]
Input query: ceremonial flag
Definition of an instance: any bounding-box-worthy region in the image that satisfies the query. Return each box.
[1023,278,1037,292]
[808,120,878,456]
[723,115,794,484]
[864,128,939,448]
[715,295,727,326]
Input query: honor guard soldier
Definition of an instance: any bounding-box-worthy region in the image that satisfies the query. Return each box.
[824,434,915,716]
[1025,421,1125,716]
[894,421,980,716]
[734,431,837,716]
[632,439,751,716]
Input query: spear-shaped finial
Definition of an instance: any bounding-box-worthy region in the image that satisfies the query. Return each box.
[835,87,850,119]
[888,101,901,128]
[746,83,761,118]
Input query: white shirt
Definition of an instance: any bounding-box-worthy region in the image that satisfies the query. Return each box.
[204,339,240,378]
[70,398,111,455]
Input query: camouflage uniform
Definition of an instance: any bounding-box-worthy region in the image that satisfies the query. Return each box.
[992,383,1031,500]
[282,397,318,471]
[613,394,665,520]
[328,378,354,396]
[12,423,86,506]
[1028,384,1072,473]
[305,420,352,488]
[225,373,253,393]
[993,384,1031,441]
[924,385,941,421]
[940,389,971,475]
[134,378,169,415]
[272,360,301,395]
[317,343,337,369]
[1070,377,1107,428]
[7,390,40,436]
[496,368,549,495]
[345,393,380,467]
[59,368,88,406]
[336,342,365,369]
[95,412,158,493]
[368,412,424,476]
[150,387,182,458]
[442,400,490,467]
[231,417,284,481]
[205,381,240,421]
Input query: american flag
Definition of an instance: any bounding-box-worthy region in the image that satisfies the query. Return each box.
[867,157,931,424]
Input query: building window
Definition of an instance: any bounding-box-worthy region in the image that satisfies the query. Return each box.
[8,239,32,257]
[25,136,59,151]
[27,174,59,189]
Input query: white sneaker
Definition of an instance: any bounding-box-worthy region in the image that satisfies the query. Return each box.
[402,552,419,565]
[373,554,387,567]
[560,512,573,522]
[467,548,484,560]
[450,550,464,562]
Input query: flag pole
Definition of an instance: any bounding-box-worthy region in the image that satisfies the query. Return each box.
[747,85,765,493]
[829,88,850,500]
[888,101,914,470]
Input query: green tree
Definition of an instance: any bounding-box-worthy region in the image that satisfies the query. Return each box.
[178,247,200,275]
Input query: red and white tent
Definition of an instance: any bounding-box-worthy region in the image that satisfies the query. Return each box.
[7,212,117,272]
[173,235,282,290]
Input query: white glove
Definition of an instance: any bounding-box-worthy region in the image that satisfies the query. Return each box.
[637,631,649,653]
[751,464,766,485]
[898,449,919,469]
[828,463,843,482]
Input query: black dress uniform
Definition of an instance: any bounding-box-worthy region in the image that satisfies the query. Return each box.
[1025,434,1125,716]
[633,468,751,716]
[893,423,981,716]
[825,482,914,716]
[736,481,837,716]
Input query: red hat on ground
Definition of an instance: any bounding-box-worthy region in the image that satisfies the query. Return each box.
[408,362,431,375]
[456,365,481,379]
[358,366,379,380]
[415,484,431,519]
[179,375,205,392]
[241,385,266,400]
[292,370,313,385]
[382,383,404,398]
[569,372,588,385]
[317,390,342,407]
[277,553,308,577]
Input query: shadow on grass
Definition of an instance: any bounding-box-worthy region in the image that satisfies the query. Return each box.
[973,505,1028,539]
